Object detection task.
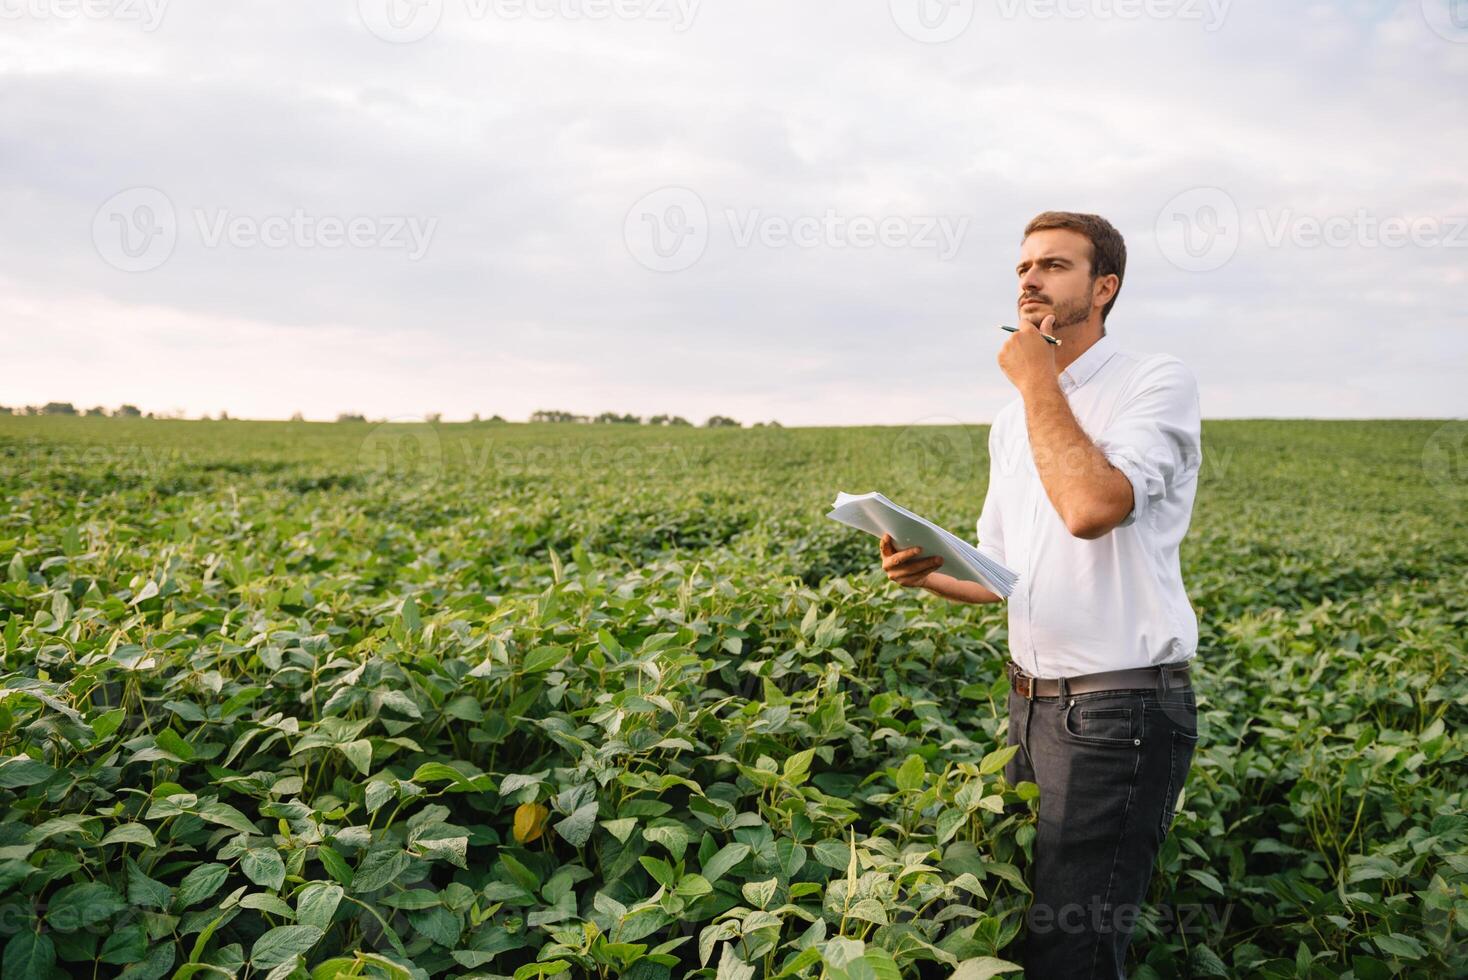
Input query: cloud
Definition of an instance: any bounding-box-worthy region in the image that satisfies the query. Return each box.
[0,0,1464,423]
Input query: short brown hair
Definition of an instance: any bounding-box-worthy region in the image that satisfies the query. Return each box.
[1023,211,1127,324]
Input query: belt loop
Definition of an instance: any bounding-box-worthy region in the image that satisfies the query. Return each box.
[1057,675,1068,702]
[1156,664,1172,698]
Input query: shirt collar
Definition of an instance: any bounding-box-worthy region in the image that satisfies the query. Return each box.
[1058,333,1119,393]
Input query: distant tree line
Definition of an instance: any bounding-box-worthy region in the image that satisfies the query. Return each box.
[528,410,780,429]
[0,402,143,417]
[1,403,780,428]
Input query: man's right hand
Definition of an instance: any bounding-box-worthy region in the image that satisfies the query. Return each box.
[880,532,944,588]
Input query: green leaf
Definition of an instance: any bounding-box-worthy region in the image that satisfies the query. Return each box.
[351,847,410,893]
[676,873,713,899]
[951,956,1023,980]
[978,744,1019,776]
[337,739,373,776]
[126,858,171,910]
[702,842,751,884]
[521,645,566,674]
[240,893,295,918]
[1185,868,1225,896]
[741,877,778,910]
[365,780,396,813]
[46,880,127,931]
[90,708,127,741]
[250,925,324,968]
[296,882,344,930]
[1374,933,1426,960]
[381,888,441,910]
[3,931,55,980]
[600,817,637,843]
[117,942,174,980]
[499,852,541,894]
[378,689,421,718]
[783,747,816,782]
[554,801,599,847]
[0,757,56,788]
[408,905,461,947]
[197,801,259,836]
[895,754,925,792]
[936,808,968,845]
[98,923,147,965]
[154,727,196,761]
[176,863,230,909]
[316,845,353,886]
[643,819,691,860]
[102,823,158,849]
[242,847,287,891]
[811,838,849,870]
[639,856,677,889]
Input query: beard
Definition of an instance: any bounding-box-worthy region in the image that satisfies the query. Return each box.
[1021,291,1091,330]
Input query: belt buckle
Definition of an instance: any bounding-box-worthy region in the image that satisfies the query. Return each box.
[1011,663,1034,701]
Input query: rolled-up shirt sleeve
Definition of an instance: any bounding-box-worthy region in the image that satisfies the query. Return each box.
[1094,357,1202,530]
[975,421,1006,563]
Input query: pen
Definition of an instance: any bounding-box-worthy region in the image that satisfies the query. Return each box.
[1000,324,1062,347]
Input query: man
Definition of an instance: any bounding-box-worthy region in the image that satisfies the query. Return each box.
[879,211,1203,979]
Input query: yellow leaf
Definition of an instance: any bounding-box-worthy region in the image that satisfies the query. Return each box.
[513,803,549,843]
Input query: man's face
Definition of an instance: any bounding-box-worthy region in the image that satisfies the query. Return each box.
[1016,228,1098,331]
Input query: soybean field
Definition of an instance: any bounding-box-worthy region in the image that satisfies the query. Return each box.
[0,416,1463,979]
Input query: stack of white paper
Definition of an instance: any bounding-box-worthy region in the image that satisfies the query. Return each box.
[825,490,1019,598]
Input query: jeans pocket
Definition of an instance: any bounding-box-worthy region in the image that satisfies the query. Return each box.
[1061,693,1144,747]
[1160,728,1200,840]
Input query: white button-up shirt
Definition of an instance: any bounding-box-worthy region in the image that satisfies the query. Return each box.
[975,333,1202,677]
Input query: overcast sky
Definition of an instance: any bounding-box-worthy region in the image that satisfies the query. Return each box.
[2,0,1465,425]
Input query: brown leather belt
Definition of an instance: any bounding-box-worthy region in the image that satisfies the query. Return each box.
[1007,659,1192,700]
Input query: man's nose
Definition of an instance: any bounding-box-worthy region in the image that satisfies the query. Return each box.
[1019,267,1044,292]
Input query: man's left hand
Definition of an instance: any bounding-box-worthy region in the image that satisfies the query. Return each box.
[998,314,1059,394]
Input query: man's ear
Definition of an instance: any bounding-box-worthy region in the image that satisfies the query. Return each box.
[1093,273,1119,309]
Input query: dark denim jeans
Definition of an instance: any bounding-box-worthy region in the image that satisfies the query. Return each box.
[1004,679,1199,979]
